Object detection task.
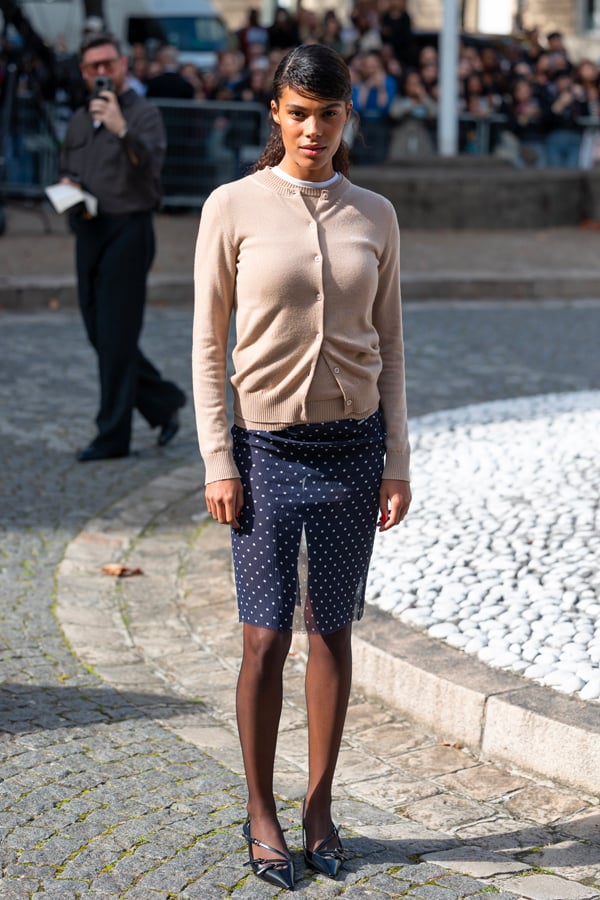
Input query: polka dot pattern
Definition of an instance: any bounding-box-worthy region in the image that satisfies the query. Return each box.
[231,412,385,634]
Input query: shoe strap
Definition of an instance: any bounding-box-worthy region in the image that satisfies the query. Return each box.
[244,823,291,864]
[244,857,290,875]
[313,824,345,859]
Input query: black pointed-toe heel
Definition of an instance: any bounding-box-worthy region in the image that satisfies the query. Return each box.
[242,819,295,891]
[302,806,345,878]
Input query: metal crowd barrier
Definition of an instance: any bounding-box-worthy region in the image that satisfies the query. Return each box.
[151,98,270,208]
[0,85,61,203]
[0,95,270,226]
[5,93,599,231]
[458,113,509,155]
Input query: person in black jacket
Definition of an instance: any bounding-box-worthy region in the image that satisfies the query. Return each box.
[145,45,194,100]
[379,0,416,66]
[546,68,586,167]
[61,32,186,461]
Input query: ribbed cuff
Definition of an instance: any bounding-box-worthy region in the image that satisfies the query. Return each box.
[382,449,410,482]
[204,450,241,485]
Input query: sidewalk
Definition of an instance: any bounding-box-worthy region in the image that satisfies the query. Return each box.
[55,462,600,899]
[3,202,600,308]
[1,214,599,896]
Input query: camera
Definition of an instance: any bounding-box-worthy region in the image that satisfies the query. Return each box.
[94,75,114,97]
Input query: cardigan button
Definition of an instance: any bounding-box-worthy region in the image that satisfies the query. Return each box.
[346,399,353,406]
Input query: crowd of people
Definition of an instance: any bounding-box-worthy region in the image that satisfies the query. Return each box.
[115,4,600,169]
[3,1,600,170]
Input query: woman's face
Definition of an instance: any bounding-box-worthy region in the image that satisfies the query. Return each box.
[271,86,351,181]
[514,81,531,103]
[580,61,598,83]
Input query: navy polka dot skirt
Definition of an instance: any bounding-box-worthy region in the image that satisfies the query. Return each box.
[231,410,385,634]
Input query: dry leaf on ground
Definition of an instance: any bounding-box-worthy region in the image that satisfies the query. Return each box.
[101,563,143,578]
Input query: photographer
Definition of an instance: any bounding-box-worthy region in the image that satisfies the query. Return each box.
[60,32,186,462]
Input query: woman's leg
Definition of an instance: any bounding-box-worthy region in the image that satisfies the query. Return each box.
[236,622,293,855]
[304,623,353,848]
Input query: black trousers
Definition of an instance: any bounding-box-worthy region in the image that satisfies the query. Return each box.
[73,211,185,454]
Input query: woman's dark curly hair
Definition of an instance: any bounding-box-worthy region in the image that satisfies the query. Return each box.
[252,44,352,176]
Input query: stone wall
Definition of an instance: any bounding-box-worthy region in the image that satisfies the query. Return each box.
[352,162,600,228]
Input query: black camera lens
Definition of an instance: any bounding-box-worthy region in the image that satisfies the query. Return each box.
[94,76,113,96]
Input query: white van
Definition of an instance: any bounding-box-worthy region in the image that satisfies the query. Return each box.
[10,0,229,71]
[123,0,230,72]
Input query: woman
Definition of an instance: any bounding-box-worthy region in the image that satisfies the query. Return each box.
[192,44,411,891]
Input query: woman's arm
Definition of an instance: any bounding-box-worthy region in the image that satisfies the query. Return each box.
[371,202,410,484]
[192,188,240,484]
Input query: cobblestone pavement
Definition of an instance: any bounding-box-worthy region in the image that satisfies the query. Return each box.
[1,301,600,898]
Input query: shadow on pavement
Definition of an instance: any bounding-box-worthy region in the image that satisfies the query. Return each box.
[0,682,207,733]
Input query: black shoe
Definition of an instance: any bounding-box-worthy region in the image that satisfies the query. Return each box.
[242,819,295,891]
[76,444,129,462]
[157,409,181,447]
[302,802,345,879]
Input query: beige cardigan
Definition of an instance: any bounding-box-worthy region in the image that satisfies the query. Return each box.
[193,167,410,484]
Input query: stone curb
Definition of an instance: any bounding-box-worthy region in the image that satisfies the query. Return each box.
[354,612,600,796]
[4,271,600,310]
[54,463,600,798]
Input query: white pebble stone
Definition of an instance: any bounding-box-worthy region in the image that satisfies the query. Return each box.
[579,679,600,701]
[464,636,486,654]
[428,622,460,640]
[367,396,600,704]
[575,664,598,681]
[543,672,585,694]
[492,651,520,668]
[445,632,470,649]
[525,663,556,679]
[521,641,541,662]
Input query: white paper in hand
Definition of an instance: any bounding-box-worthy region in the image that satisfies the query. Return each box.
[45,183,98,216]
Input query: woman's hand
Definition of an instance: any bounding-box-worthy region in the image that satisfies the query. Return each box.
[205,478,244,529]
[378,479,411,531]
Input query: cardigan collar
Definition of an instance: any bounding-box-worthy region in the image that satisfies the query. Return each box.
[255,166,351,201]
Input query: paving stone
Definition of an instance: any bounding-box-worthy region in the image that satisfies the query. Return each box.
[519,840,600,883]
[368,872,414,892]
[344,700,396,734]
[498,873,600,900]
[423,846,530,877]
[350,772,441,811]
[393,862,453,884]
[503,785,591,825]
[468,895,526,900]
[453,818,556,853]
[436,764,531,801]
[0,880,42,897]
[441,872,500,894]
[397,744,481,778]
[560,810,600,844]
[37,881,91,896]
[2,301,599,898]
[409,885,462,900]
[351,721,434,757]
[404,794,499,831]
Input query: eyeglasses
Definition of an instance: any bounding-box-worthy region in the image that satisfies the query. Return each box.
[82,58,120,73]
